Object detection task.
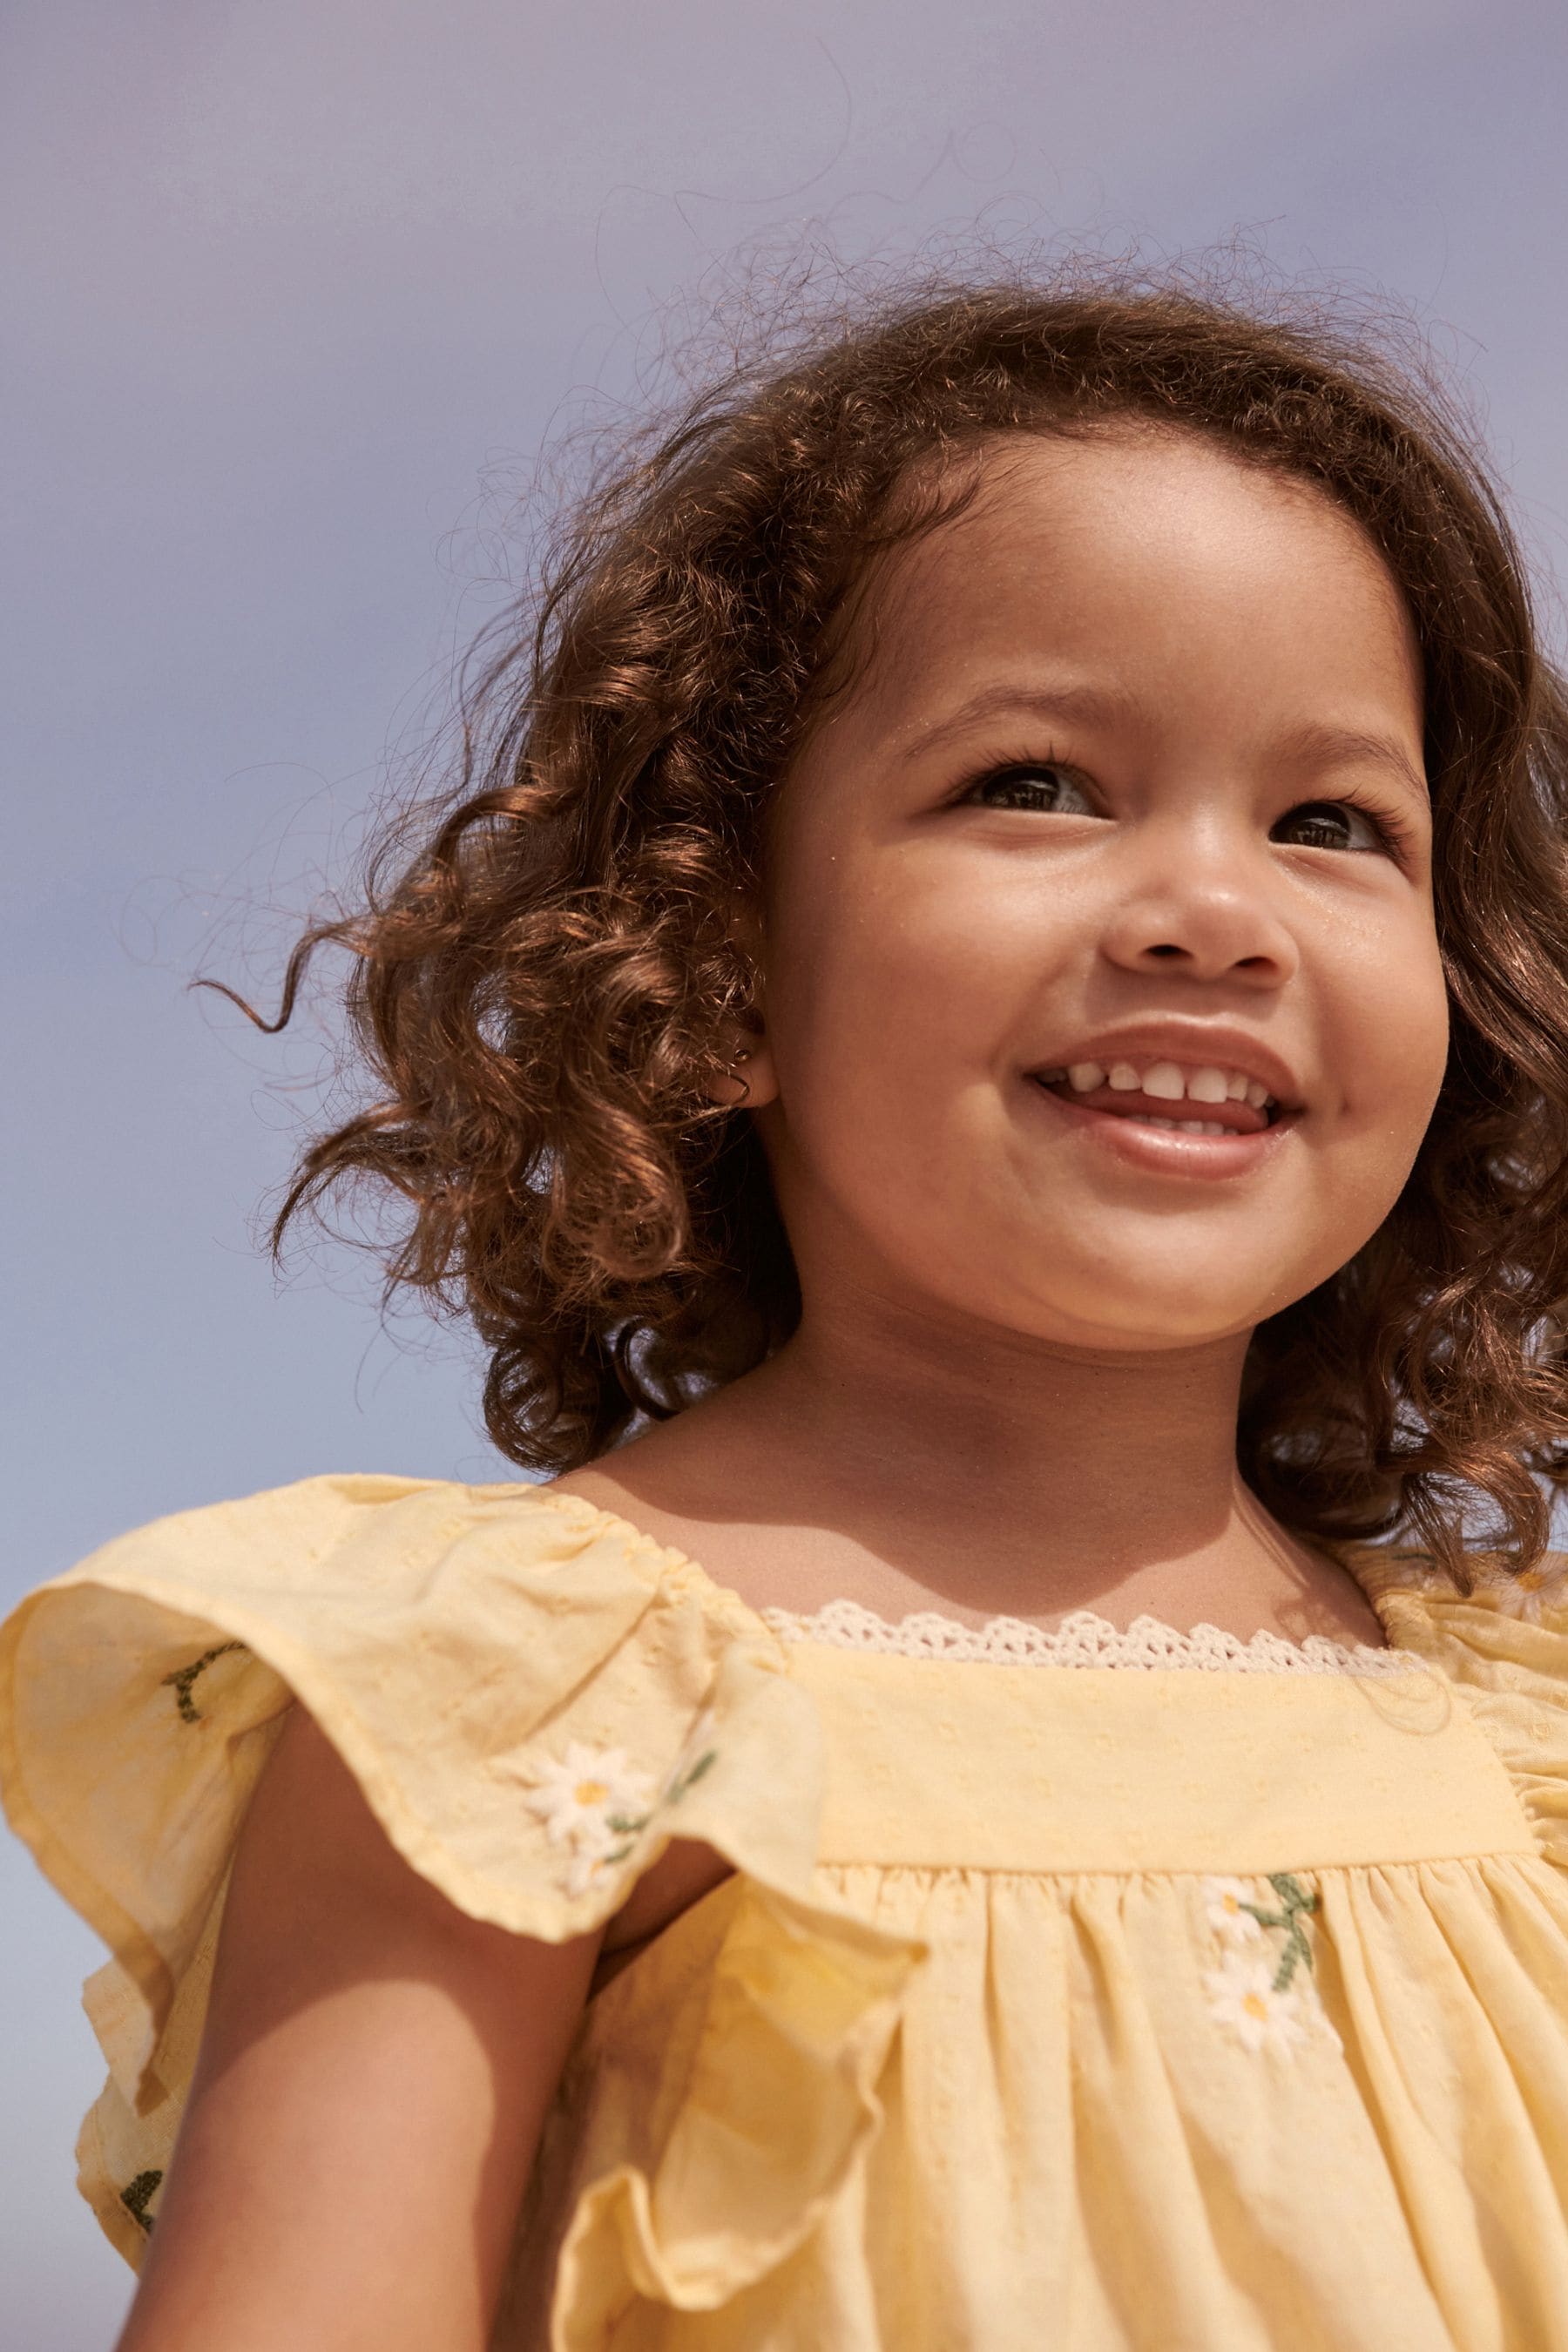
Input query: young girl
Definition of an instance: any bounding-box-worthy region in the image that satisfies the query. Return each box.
[6,272,1568,2351]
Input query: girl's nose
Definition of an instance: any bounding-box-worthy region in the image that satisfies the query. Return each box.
[1098,839,1300,990]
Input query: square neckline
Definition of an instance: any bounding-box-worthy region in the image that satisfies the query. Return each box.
[522,1479,1419,1674]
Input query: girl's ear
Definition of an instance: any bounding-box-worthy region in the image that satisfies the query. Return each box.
[706,1018,779,1111]
[704,900,780,1112]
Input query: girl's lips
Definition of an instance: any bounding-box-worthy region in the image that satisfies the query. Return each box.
[1025,1072,1298,1178]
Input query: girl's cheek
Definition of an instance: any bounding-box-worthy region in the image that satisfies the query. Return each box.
[1343,930,1448,1122]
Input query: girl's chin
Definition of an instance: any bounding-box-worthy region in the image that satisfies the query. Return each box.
[953,1256,1291,1352]
[981,1227,1313,1348]
[1006,1301,1269,1353]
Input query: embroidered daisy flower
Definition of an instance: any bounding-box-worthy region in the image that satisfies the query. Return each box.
[1204,1951,1312,2055]
[1201,1876,1267,1948]
[1482,1560,1568,1624]
[521,1741,656,1895]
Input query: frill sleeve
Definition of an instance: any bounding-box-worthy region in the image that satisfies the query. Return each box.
[0,1474,916,2273]
[1358,1544,1568,1866]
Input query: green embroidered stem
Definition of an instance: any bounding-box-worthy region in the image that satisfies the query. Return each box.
[600,1747,719,1863]
[1240,1872,1321,1993]
[666,1747,718,1803]
[161,1641,244,1725]
[121,2170,163,2234]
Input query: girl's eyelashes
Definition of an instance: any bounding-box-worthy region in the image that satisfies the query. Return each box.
[1269,797,1415,860]
[955,757,1418,864]
[956,758,1100,815]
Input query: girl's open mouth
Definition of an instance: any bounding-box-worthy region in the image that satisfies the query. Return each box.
[1026,1059,1299,1173]
[1032,1058,1278,1133]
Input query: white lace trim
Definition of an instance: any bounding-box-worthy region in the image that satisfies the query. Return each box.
[757,1597,1414,1676]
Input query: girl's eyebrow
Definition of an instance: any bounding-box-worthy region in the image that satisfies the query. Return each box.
[1267,720,1430,806]
[898,689,1429,806]
[897,681,1139,759]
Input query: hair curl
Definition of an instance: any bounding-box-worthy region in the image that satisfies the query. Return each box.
[248,259,1568,1584]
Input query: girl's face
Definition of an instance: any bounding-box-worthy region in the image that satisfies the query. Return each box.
[744,427,1449,1352]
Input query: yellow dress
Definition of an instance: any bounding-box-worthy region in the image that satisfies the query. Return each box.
[5,1475,1568,2350]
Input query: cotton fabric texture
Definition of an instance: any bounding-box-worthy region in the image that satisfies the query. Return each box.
[4,1475,1568,2350]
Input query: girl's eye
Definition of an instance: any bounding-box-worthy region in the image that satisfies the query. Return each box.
[963,763,1098,815]
[1272,800,1396,855]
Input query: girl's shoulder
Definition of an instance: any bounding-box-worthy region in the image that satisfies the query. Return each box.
[0,1470,807,1938]
[0,1472,902,2266]
[1342,1535,1568,1642]
[1337,1537,1568,1852]
[13,1467,767,1648]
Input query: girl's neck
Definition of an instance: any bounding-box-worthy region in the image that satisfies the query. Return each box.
[740,1314,1252,1578]
[562,1303,1387,1652]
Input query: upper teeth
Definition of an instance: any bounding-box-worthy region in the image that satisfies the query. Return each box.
[1054,1059,1275,1111]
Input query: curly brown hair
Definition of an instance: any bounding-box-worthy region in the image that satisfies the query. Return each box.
[247,260,1568,1584]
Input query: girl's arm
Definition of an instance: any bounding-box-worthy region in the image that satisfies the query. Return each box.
[113,1705,601,2352]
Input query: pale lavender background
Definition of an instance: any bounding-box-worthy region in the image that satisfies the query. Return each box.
[5,1,1568,2340]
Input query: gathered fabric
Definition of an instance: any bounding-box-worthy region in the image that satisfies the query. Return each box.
[4,1476,1568,2349]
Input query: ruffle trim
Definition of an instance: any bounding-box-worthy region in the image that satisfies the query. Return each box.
[0,1473,929,2307]
[526,1876,921,2347]
[760,1596,1416,1676]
